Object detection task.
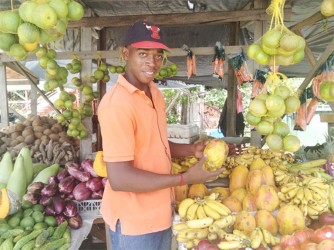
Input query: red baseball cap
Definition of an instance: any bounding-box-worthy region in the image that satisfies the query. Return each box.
[124,20,171,51]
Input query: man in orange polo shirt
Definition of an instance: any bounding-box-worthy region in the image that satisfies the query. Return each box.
[98,20,223,250]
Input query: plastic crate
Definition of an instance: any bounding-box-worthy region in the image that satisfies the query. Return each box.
[74,199,102,218]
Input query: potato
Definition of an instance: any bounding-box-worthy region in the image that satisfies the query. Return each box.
[24,134,35,144]
[15,123,25,132]
[16,135,24,143]
[33,126,44,132]
[43,129,52,136]
[11,131,21,140]
[34,131,43,138]
[23,119,32,126]
[32,117,42,126]
[49,133,60,141]
[22,128,34,137]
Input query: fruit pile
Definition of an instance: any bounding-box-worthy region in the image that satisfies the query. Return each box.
[0,0,84,61]
[154,63,178,79]
[246,85,301,152]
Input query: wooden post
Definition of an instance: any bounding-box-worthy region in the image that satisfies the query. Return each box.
[0,62,9,128]
[80,10,93,160]
[226,22,238,136]
[30,79,38,115]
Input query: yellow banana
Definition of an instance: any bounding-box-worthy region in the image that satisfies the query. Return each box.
[185,229,200,240]
[208,232,218,241]
[207,192,218,200]
[286,186,299,199]
[186,217,214,229]
[194,228,209,240]
[303,188,313,202]
[232,230,249,240]
[295,187,305,202]
[209,224,220,233]
[177,228,196,238]
[173,222,188,231]
[309,181,329,190]
[216,228,227,238]
[250,228,263,249]
[277,192,287,201]
[178,198,196,218]
[308,202,326,212]
[186,202,199,220]
[309,186,328,200]
[213,215,236,228]
[185,240,194,249]
[261,228,273,246]
[217,240,243,250]
[193,239,200,247]
[280,184,299,194]
[270,235,280,246]
[203,204,221,220]
[307,206,320,217]
[205,199,231,216]
[176,235,188,243]
[196,205,207,219]
[224,233,244,242]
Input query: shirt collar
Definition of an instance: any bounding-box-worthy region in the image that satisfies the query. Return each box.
[117,74,158,94]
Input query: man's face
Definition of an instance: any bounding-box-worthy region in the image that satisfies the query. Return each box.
[123,46,164,86]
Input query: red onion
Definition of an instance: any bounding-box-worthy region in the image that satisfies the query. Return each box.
[53,196,65,214]
[65,161,80,170]
[23,193,41,204]
[41,183,58,197]
[102,177,108,188]
[58,176,75,194]
[57,169,69,181]
[91,190,103,199]
[63,200,78,217]
[68,214,83,229]
[56,215,67,225]
[27,182,45,194]
[86,177,103,192]
[65,193,74,200]
[73,182,91,201]
[81,159,98,177]
[48,176,58,185]
[45,205,56,216]
[39,196,53,206]
[66,165,91,182]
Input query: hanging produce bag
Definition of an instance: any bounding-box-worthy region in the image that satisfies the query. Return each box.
[212,42,225,79]
[182,44,196,79]
[229,52,252,84]
[251,69,268,98]
[294,90,308,131]
[247,0,306,69]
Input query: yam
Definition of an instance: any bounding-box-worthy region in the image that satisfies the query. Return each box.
[27,114,37,121]
[43,129,52,136]
[11,131,21,140]
[34,139,41,146]
[23,119,32,126]
[10,140,20,147]
[14,123,25,132]
[40,135,48,141]
[33,126,44,132]
[32,117,42,126]
[22,128,34,137]
[59,131,67,138]
[51,123,62,133]
[34,131,43,139]
[49,133,59,141]
[40,116,49,124]
[16,135,24,143]
[48,118,57,126]
[24,134,35,144]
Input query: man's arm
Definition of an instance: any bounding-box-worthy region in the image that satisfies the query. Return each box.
[169,140,207,158]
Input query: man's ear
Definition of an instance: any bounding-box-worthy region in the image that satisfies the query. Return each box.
[122,47,129,60]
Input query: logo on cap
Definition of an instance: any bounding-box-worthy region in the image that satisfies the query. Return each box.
[145,23,160,40]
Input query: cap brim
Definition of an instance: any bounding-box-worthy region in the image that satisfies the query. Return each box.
[131,41,171,51]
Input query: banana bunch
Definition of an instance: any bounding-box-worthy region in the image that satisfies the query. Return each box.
[223,146,294,170]
[249,227,280,249]
[278,177,329,219]
[173,222,211,249]
[274,167,302,187]
[327,182,334,213]
[178,193,231,221]
[215,230,252,249]
[172,156,198,173]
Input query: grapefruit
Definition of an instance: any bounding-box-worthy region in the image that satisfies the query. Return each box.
[0,10,22,34]
[249,99,267,117]
[265,94,285,112]
[273,121,290,137]
[19,1,38,23]
[0,32,17,51]
[267,107,285,118]
[285,96,301,114]
[262,29,282,49]
[320,81,334,102]
[9,43,27,61]
[246,112,261,126]
[255,121,274,135]
[48,0,68,18]
[32,4,58,30]
[247,43,262,59]
[17,23,40,44]
[274,85,290,100]
[67,1,84,21]
[266,134,283,152]
[283,135,300,152]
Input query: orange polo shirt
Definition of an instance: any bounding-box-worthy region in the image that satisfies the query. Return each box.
[97,75,173,235]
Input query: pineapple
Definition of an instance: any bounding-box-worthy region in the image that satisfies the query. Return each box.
[324,134,334,162]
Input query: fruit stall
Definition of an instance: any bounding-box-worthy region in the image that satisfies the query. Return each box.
[1,0,334,250]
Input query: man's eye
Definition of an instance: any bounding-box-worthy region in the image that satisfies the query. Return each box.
[156,55,163,60]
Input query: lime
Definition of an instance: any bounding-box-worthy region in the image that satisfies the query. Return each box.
[99,63,108,72]
[48,79,59,90]
[94,69,104,80]
[23,208,33,218]
[33,204,44,213]
[82,85,93,95]
[71,117,81,126]
[57,114,65,123]
[66,63,73,71]
[0,224,11,234]
[64,100,73,109]
[69,93,76,102]
[89,76,97,83]
[71,109,80,118]
[39,56,49,69]
[170,63,178,71]
[62,109,72,119]
[21,200,33,210]
[79,129,88,139]
[33,222,47,230]
[159,69,167,77]
[20,217,35,229]
[103,74,110,82]
[116,66,124,73]
[44,216,57,227]
[54,99,65,109]
[59,90,70,101]
[7,216,20,228]
[109,66,117,73]
[71,129,80,137]
[47,49,57,59]
[32,211,44,223]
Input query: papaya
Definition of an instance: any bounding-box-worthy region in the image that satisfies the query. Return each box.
[93,151,107,177]
[188,184,208,199]
[229,165,249,192]
[0,189,10,219]
[174,184,188,207]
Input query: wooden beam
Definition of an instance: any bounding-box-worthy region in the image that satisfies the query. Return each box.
[297,37,334,94]
[67,9,274,28]
[290,11,323,32]
[0,46,247,62]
